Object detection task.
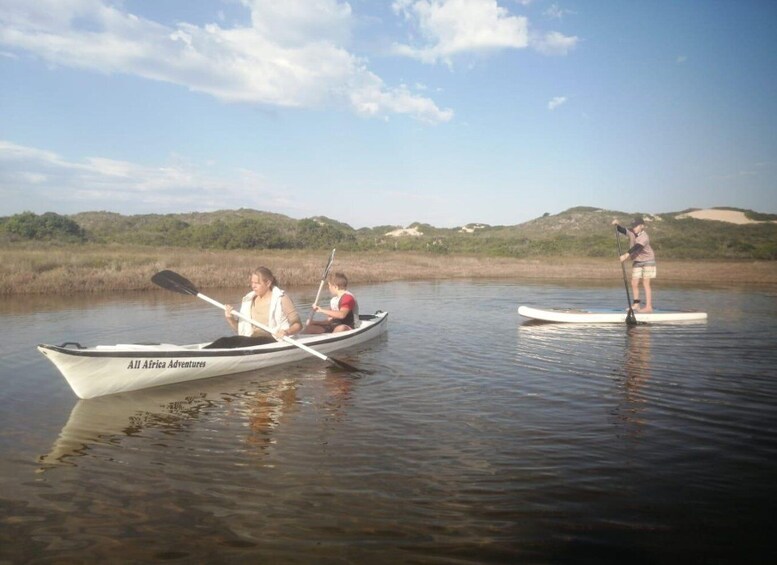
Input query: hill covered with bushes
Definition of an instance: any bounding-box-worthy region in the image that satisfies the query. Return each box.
[2,206,776,260]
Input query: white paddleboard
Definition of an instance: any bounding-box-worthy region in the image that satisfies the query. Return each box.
[518,305,708,324]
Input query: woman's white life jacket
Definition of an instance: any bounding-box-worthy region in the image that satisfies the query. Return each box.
[237,286,290,336]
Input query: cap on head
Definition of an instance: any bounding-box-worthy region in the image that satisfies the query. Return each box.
[630,217,645,228]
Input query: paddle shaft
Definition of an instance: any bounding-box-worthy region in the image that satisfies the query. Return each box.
[615,227,638,325]
[305,249,336,327]
[196,292,330,362]
[305,278,328,327]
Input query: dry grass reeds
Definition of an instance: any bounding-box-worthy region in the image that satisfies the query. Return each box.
[1,244,776,295]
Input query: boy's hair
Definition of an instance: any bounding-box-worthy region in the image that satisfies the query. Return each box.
[328,272,348,289]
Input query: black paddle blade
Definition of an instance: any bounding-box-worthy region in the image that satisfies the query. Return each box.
[322,248,336,279]
[151,270,200,297]
[626,309,638,326]
[328,356,366,373]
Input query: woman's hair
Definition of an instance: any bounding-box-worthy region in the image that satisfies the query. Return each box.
[252,266,277,288]
[328,272,348,289]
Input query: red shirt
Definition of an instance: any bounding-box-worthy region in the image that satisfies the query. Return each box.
[333,292,357,327]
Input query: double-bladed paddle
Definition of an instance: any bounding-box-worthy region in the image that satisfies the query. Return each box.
[615,227,638,325]
[151,269,359,371]
[305,248,336,328]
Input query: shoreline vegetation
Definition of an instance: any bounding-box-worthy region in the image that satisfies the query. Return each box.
[2,245,776,295]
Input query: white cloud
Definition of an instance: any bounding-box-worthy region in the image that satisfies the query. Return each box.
[676,55,687,64]
[531,30,578,55]
[0,0,452,123]
[391,0,577,65]
[547,96,566,110]
[242,0,353,46]
[0,140,299,214]
[391,0,529,65]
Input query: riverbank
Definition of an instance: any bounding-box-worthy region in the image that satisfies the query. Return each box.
[2,245,776,294]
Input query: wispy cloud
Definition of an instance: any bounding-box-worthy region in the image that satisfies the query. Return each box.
[391,0,577,65]
[712,161,772,181]
[531,30,578,55]
[544,3,574,20]
[547,96,567,110]
[0,0,452,123]
[0,140,300,214]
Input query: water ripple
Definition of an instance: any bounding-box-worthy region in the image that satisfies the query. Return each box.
[2,281,776,562]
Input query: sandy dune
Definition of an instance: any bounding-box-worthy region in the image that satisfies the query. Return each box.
[674,209,770,224]
[385,226,423,237]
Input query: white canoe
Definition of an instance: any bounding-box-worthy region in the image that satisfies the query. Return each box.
[38,311,388,399]
[518,305,707,324]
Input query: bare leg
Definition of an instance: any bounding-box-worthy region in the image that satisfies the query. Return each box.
[303,320,334,334]
[631,277,641,310]
[641,279,653,312]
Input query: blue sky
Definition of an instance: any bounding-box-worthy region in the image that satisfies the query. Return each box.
[1,0,775,228]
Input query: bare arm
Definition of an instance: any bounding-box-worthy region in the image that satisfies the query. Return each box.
[224,304,239,333]
[312,303,350,321]
[279,295,302,336]
[612,219,629,236]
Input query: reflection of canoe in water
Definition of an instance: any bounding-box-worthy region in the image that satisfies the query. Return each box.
[39,374,301,467]
[38,312,388,399]
[518,305,707,324]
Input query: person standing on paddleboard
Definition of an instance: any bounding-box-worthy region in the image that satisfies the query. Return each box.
[612,217,656,313]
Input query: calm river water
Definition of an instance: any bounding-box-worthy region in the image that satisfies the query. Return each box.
[1,280,775,563]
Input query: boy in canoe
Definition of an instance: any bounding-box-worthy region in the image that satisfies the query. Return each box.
[612,217,656,312]
[305,272,359,333]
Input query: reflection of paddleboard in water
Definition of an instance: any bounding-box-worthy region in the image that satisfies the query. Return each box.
[518,305,708,324]
[38,375,299,468]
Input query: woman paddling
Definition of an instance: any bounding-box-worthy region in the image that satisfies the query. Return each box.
[205,267,302,348]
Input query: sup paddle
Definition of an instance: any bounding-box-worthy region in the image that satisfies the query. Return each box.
[305,248,336,328]
[615,226,638,326]
[151,269,359,371]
